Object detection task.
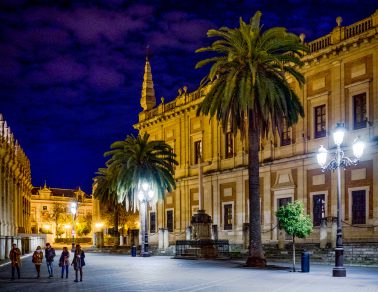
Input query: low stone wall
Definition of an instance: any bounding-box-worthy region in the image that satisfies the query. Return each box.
[262,242,378,266]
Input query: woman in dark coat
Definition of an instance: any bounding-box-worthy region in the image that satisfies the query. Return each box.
[59,247,70,278]
[71,244,85,282]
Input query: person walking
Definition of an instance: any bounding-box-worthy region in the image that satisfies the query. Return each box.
[71,244,85,282]
[59,247,70,278]
[32,246,43,278]
[45,243,56,278]
[9,243,21,280]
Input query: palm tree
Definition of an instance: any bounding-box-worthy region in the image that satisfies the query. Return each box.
[195,11,307,267]
[105,132,177,211]
[93,167,121,246]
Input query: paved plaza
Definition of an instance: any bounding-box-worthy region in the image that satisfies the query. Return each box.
[0,252,377,291]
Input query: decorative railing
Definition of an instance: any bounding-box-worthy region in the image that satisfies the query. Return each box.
[345,17,373,38]
[307,11,376,53]
[308,35,331,53]
[165,100,176,111]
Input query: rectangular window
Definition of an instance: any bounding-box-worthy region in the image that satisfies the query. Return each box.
[150,212,156,233]
[43,206,47,211]
[166,210,174,232]
[314,104,326,138]
[280,119,291,146]
[353,93,367,130]
[225,132,233,158]
[223,204,233,230]
[352,190,366,224]
[313,194,325,226]
[194,140,202,164]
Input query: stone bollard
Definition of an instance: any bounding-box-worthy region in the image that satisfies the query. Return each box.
[185,226,192,240]
[320,218,328,249]
[211,225,218,241]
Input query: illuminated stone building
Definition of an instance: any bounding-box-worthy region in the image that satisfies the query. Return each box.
[134,11,378,248]
[31,184,93,242]
[0,114,34,259]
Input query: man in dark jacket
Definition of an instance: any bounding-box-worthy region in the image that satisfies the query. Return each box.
[45,243,56,278]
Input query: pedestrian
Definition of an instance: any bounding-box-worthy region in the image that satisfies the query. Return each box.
[45,242,56,278]
[9,243,21,280]
[32,246,43,278]
[71,244,85,282]
[59,246,70,278]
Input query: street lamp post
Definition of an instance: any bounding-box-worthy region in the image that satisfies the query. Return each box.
[138,182,155,257]
[70,202,77,252]
[316,123,365,277]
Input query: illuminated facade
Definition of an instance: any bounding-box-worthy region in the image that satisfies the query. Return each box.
[0,114,33,259]
[31,185,93,242]
[134,11,378,247]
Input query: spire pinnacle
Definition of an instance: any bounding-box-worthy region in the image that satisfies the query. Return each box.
[141,47,156,111]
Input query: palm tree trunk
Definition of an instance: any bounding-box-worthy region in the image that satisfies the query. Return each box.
[114,204,120,247]
[246,113,266,267]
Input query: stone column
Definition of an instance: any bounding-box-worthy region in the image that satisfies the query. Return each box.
[211,224,218,241]
[5,236,12,259]
[320,218,328,249]
[158,228,165,249]
[163,228,169,249]
[0,236,5,260]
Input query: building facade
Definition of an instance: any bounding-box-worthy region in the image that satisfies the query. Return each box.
[0,114,35,259]
[31,185,93,242]
[134,11,378,248]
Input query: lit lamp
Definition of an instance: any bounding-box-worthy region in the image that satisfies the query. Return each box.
[70,202,77,252]
[138,182,155,257]
[317,123,365,277]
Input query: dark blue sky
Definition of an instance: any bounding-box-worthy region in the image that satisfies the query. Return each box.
[0,0,376,193]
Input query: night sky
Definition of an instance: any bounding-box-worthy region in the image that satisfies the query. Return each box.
[0,0,376,194]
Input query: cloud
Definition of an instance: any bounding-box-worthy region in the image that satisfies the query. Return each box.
[88,65,124,89]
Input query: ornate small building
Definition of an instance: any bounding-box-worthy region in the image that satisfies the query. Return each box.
[134,11,378,248]
[0,114,34,259]
[31,184,93,242]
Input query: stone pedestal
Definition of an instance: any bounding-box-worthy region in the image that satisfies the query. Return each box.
[191,210,212,240]
[191,210,217,258]
[320,218,328,249]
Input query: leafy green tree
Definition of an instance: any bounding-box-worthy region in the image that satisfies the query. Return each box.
[50,202,66,238]
[105,132,177,211]
[77,213,92,237]
[276,200,313,271]
[195,11,307,267]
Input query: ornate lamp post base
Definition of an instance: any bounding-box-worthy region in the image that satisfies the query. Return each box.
[333,267,346,277]
[333,247,346,277]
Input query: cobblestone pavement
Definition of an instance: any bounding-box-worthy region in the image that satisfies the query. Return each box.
[0,252,377,292]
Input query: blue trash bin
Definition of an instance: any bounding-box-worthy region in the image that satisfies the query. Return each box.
[301,251,310,272]
[131,245,137,257]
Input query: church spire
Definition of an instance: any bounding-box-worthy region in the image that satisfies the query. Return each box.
[140,46,156,111]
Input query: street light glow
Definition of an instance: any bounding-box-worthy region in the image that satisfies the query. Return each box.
[352,139,365,159]
[317,145,328,168]
[142,182,149,191]
[148,190,154,200]
[333,123,346,146]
